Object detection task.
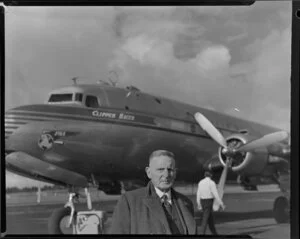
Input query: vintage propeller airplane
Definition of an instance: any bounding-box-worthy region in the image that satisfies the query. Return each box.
[5,78,290,234]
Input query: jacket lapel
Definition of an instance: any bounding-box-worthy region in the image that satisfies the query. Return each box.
[174,193,196,234]
[143,182,171,234]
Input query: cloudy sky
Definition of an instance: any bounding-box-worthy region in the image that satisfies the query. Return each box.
[5,3,291,188]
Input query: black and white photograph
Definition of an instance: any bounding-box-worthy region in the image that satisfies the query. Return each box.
[4,2,292,237]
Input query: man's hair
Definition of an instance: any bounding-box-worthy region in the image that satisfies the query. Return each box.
[204,170,213,177]
[149,150,175,164]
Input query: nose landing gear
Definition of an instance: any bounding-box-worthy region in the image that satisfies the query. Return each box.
[48,192,79,234]
[47,187,106,234]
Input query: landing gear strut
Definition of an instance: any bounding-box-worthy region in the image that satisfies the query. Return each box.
[48,192,79,234]
[47,187,106,234]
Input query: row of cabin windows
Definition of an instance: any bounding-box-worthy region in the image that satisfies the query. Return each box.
[48,93,99,108]
[48,91,169,113]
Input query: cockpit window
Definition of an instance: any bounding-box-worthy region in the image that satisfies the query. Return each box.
[75,93,83,102]
[49,94,73,102]
[85,95,99,108]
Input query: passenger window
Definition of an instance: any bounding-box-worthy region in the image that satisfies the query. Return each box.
[85,95,100,108]
[75,93,83,102]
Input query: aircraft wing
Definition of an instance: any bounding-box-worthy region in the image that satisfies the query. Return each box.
[6,151,88,187]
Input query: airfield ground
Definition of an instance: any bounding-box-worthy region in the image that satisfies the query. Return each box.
[4,185,290,238]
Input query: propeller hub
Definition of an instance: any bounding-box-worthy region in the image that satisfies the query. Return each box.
[219,137,247,169]
[221,148,228,154]
[221,147,237,158]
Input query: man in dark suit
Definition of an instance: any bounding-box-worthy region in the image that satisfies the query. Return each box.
[110,150,196,234]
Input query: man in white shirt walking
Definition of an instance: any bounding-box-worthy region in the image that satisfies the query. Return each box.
[196,170,225,235]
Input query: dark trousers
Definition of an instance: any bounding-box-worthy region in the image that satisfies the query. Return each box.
[199,199,217,235]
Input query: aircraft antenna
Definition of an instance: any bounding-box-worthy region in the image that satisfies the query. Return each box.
[71,77,79,85]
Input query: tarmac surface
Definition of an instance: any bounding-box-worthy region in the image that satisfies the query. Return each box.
[3,185,290,238]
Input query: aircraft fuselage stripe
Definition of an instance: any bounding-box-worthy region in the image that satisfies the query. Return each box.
[5,111,213,139]
[7,105,241,134]
[6,114,147,125]
[4,125,19,129]
[6,110,155,125]
[11,105,191,124]
[5,108,239,138]
[4,120,27,125]
[5,117,55,122]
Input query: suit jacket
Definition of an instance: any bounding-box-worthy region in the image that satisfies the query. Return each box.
[109,182,197,234]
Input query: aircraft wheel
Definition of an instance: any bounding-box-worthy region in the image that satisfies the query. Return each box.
[48,207,74,234]
[273,196,290,223]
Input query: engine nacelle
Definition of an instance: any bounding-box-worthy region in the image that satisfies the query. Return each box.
[218,134,269,175]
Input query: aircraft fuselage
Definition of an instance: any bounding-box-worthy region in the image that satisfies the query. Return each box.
[5,84,288,189]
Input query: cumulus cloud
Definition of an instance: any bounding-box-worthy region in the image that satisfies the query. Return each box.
[107,5,291,131]
[239,26,291,128]
[193,45,231,79]
[121,35,174,66]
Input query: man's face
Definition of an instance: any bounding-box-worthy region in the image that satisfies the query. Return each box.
[146,155,176,192]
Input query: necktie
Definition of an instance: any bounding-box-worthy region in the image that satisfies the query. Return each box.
[161,194,172,215]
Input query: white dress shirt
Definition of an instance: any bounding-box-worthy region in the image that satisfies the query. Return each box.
[154,187,172,205]
[196,177,223,207]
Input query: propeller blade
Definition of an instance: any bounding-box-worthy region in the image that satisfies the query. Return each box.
[237,131,289,152]
[194,112,228,148]
[213,159,232,211]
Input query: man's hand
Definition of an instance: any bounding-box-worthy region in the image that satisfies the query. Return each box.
[197,204,202,211]
[220,203,226,211]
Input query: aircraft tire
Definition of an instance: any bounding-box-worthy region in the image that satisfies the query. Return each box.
[48,207,73,234]
[273,196,290,224]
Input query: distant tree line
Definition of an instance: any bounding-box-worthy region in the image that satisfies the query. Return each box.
[6,184,66,193]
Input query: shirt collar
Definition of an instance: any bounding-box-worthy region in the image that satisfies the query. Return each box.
[204,177,211,181]
[154,187,172,202]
